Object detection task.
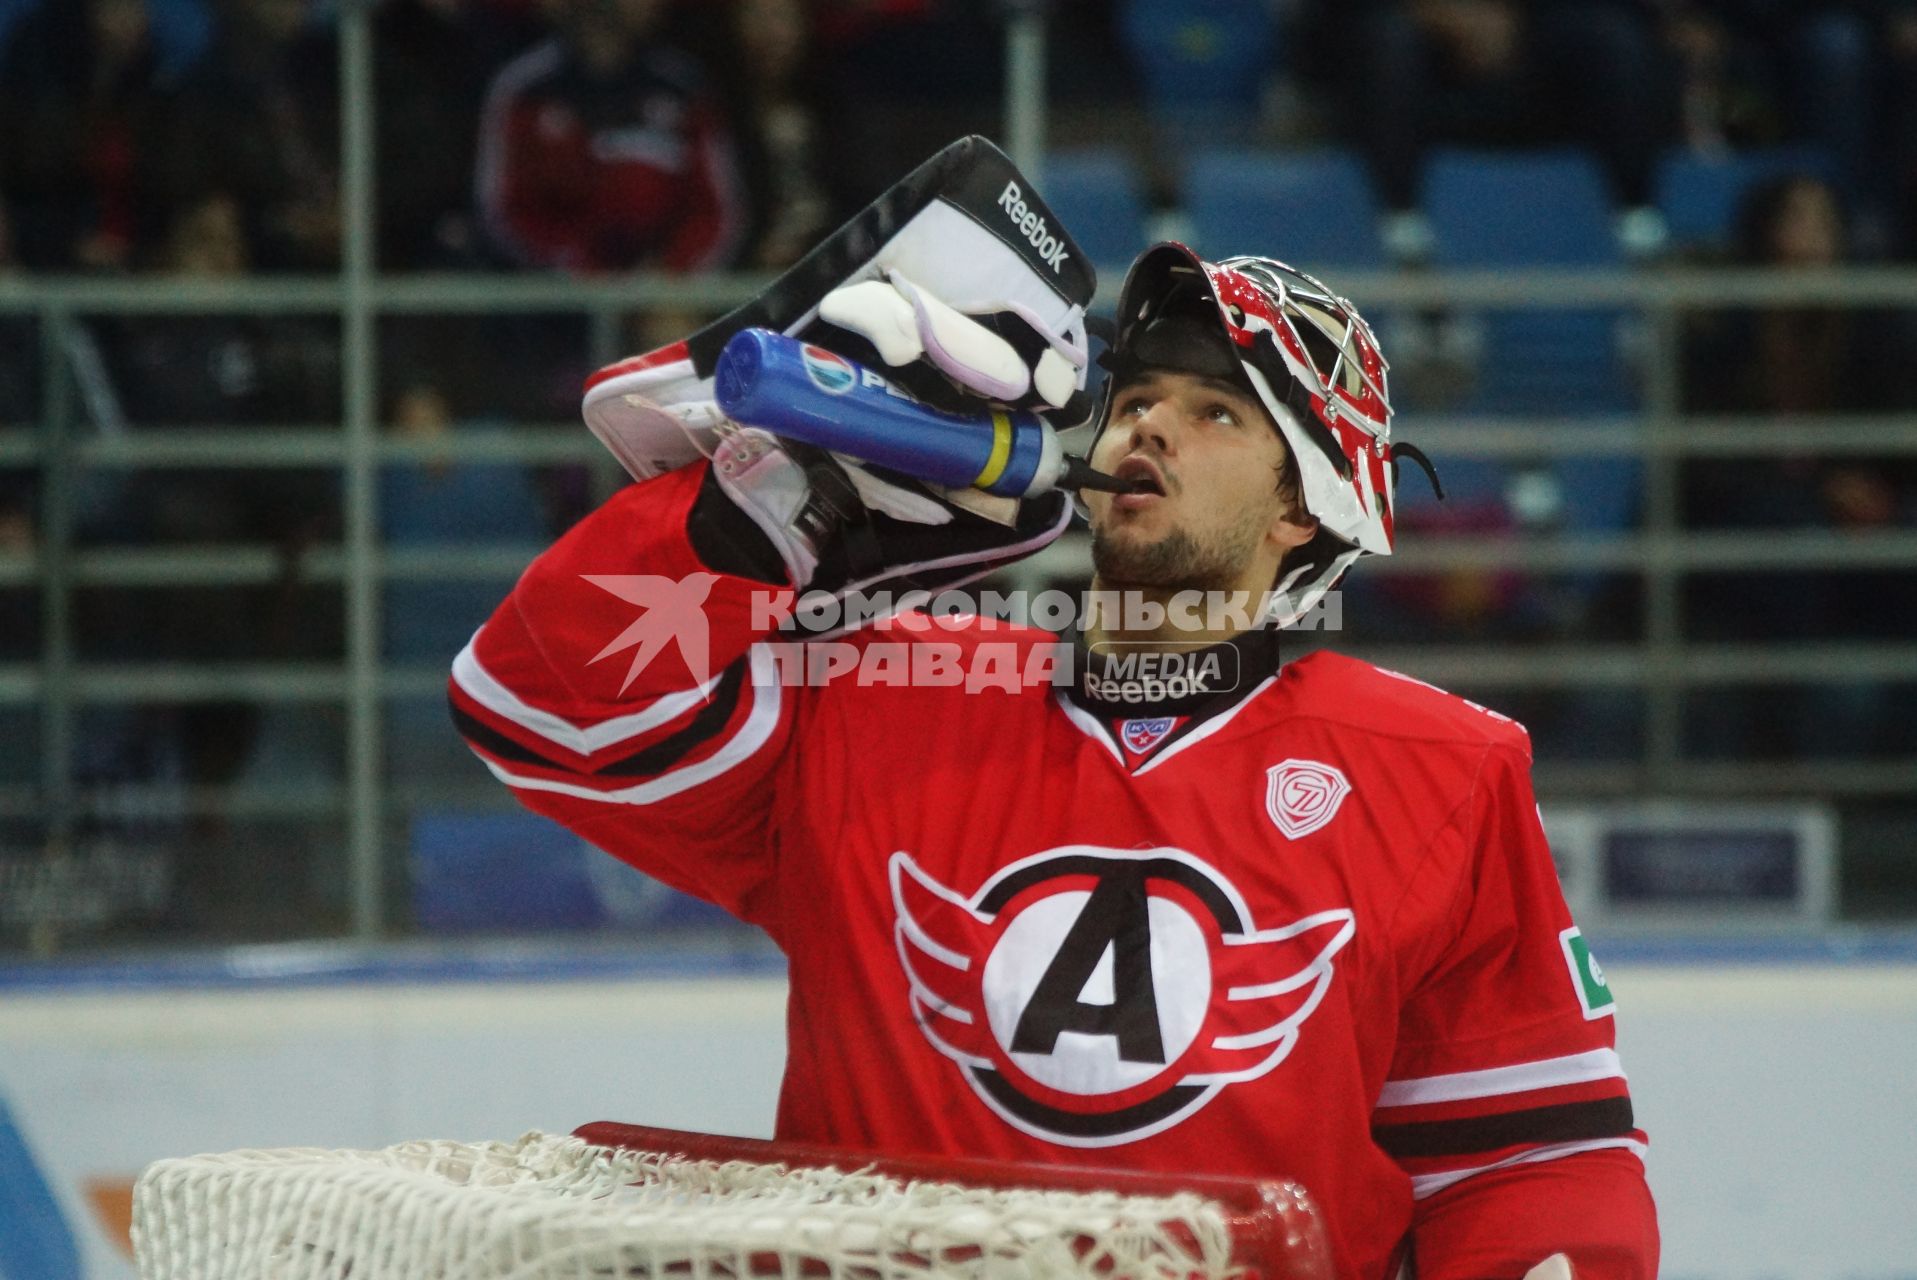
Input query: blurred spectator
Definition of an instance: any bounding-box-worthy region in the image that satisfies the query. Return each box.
[364,0,493,269]
[807,0,1000,206]
[0,204,37,431]
[0,0,178,271]
[1303,0,1667,213]
[379,385,538,785]
[1653,0,1791,153]
[100,192,340,425]
[1681,173,1917,756]
[150,0,340,271]
[723,0,834,269]
[1684,174,1916,541]
[78,185,341,754]
[1865,0,1917,252]
[1650,2,1892,182]
[0,475,31,663]
[476,0,745,272]
[59,181,345,931]
[302,0,544,271]
[1356,462,1556,645]
[1685,176,1914,420]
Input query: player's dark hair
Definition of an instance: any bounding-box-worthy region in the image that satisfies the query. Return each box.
[1273,455,1305,521]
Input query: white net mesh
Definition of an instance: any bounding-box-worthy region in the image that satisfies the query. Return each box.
[131,1130,1270,1280]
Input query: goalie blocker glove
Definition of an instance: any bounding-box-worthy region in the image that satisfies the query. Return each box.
[582,137,1095,622]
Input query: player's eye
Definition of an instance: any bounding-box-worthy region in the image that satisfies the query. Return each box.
[1117,394,1153,417]
[1206,403,1243,427]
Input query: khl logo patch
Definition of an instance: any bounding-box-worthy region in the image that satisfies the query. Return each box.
[890,845,1355,1147]
[1120,717,1176,755]
[1265,759,1351,839]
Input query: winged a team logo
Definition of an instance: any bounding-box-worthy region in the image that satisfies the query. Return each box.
[890,846,1355,1147]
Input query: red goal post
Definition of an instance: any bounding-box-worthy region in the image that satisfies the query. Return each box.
[131,1119,1334,1279]
[575,1121,1333,1278]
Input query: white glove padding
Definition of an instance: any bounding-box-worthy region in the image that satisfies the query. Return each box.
[585,137,1097,483]
[581,342,717,482]
[711,429,950,589]
[1523,1255,1575,1280]
[819,269,1083,410]
[582,344,957,529]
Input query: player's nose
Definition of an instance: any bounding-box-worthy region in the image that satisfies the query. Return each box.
[1126,399,1180,456]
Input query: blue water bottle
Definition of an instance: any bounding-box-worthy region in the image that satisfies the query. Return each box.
[713,328,1125,497]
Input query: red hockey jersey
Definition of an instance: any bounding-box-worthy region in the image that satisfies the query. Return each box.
[451,465,1657,1280]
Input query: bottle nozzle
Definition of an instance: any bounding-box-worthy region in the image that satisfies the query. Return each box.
[1059,456,1146,494]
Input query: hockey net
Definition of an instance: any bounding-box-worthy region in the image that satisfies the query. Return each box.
[132,1120,1333,1279]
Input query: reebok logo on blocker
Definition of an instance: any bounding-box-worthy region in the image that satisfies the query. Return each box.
[997,182,1071,273]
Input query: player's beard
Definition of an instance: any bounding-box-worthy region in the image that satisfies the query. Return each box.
[1090,503,1268,593]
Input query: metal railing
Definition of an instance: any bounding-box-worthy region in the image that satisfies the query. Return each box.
[0,4,1913,939]
[5,265,1916,942]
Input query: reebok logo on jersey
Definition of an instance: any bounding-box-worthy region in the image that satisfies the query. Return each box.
[997,182,1071,273]
[1082,648,1231,704]
[890,846,1354,1147]
[1265,759,1351,840]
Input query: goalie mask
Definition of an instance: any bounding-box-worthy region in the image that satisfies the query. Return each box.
[1091,242,1418,627]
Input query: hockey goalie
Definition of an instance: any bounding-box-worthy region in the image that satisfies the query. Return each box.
[450,136,1660,1280]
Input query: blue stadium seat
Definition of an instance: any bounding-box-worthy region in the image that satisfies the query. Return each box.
[379,455,547,663]
[1183,147,1384,271]
[1654,147,1836,255]
[1425,148,1619,268]
[1414,149,1641,621]
[1042,148,1150,273]
[1422,149,1636,415]
[380,454,550,783]
[1117,0,1276,139]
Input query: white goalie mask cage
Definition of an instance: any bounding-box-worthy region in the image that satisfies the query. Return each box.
[1091,242,1414,626]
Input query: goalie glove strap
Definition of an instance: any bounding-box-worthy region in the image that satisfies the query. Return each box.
[700,435,888,592]
[688,467,788,585]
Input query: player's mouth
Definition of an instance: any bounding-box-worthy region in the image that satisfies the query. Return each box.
[1112,456,1168,511]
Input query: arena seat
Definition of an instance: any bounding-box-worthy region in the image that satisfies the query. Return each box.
[1422,148,1638,415]
[1411,148,1641,663]
[1425,148,1619,268]
[1182,147,1385,271]
[1117,0,1276,142]
[1041,147,1151,273]
[378,454,546,663]
[379,451,549,784]
[1654,146,1837,256]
